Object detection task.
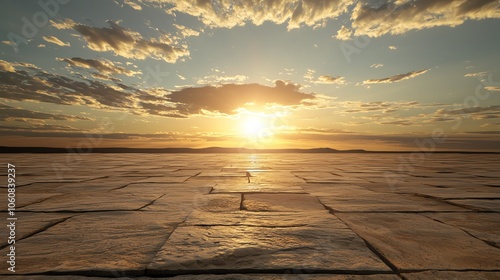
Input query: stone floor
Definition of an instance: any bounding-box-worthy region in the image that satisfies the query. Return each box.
[0,153,499,279]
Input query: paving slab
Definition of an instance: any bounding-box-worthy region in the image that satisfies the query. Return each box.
[447,199,500,212]
[336,213,500,270]
[0,212,180,275]
[148,210,390,274]
[212,183,306,193]
[18,191,162,212]
[0,212,72,248]
[1,153,499,278]
[243,193,326,212]
[402,271,500,280]
[317,192,467,212]
[423,212,500,247]
[183,210,343,227]
[0,274,401,279]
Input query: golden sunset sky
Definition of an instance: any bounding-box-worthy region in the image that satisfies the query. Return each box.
[1,0,500,150]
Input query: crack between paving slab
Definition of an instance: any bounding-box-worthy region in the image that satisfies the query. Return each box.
[412,193,487,211]
[183,171,202,182]
[144,211,195,277]
[16,193,66,209]
[421,214,500,249]
[315,198,403,278]
[0,216,74,250]
[145,268,397,277]
[107,182,134,192]
[138,194,167,210]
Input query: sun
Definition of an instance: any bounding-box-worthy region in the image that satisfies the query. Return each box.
[241,115,269,139]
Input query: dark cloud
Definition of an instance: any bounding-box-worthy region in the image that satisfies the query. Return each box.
[352,0,500,37]
[57,57,140,77]
[52,19,189,63]
[436,105,500,120]
[0,65,319,118]
[0,103,91,122]
[0,67,136,108]
[151,0,351,30]
[363,69,429,84]
[165,80,316,115]
[127,0,500,38]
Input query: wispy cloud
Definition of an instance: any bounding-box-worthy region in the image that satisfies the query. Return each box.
[363,69,429,85]
[335,25,352,41]
[57,57,141,77]
[42,36,70,47]
[305,69,346,85]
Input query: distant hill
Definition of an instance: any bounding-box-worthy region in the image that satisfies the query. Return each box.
[0,146,498,154]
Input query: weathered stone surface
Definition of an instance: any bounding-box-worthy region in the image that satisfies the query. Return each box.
[140,189,224,212]
[423,213,500,246]
[194,194,242,212]
[402,271,500,280]
[183,210,345,227]
[0,212,179,275]
[2,153,499,278]
[148,211,388,273]
[243,194,326,211]
[317,192,466,212]
[7,192,63,208]
[336,213,500,270]
[212,183,306,193]
[148,224,390,274]
[447,199,500,212]
[170,274,400,280]
[0,213,72,248]
[18,192,161,212]
[0,274,401,279]
[395,185,500,199]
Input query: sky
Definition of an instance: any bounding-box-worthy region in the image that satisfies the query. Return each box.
[0,0,499,151]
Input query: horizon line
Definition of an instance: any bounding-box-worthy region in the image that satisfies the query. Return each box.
[1,146,499,154]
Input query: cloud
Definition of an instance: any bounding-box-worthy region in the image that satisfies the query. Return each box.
[124,0,142,10]
[388,45,397,50]
[197,74,248,85]
[141,0,350,30]
[0,60,15,72]
[363,69,429,84]
[335,25,352,40]
[340,101,422,113]
[485,86,500,91]
[51,19,189,63]
[465,71,488,78]
[436,105,500,120]
[371,63,384,68]
[0,65,136,109]
[42,35,70,47]
[174,24,200,38]
[37,44,46,48]
[0,64,323,118]
[351,0,500,37]
[305,69,346,85]
[0,103,91,122]
[57,57,141,77]
[316,75,346,85]
[164,80,316,116]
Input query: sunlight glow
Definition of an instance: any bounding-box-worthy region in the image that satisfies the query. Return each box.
[241,115,268,138]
